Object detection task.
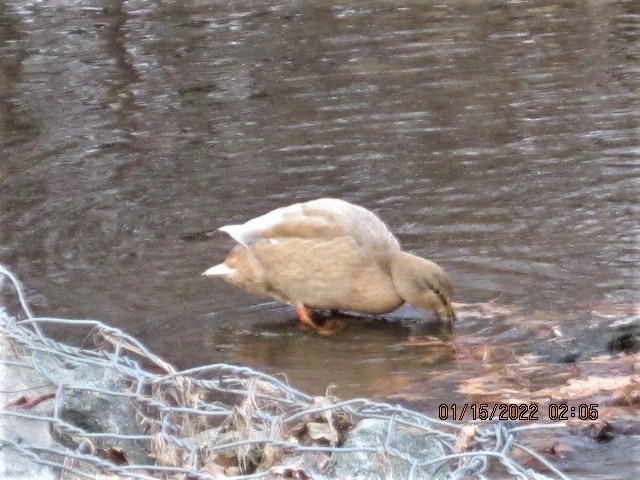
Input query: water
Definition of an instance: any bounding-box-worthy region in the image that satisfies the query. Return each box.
[1,0,639,476]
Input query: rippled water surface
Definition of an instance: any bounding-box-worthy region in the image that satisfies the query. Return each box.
[1,0,639,476]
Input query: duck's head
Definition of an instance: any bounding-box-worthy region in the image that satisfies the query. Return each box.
[389,251,456,327]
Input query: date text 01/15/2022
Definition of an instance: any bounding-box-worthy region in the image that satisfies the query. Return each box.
[438,403,599,421]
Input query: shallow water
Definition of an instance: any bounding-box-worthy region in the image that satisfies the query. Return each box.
[1,0,639,476]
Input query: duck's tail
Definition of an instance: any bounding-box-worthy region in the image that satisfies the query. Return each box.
[202,263,234,276]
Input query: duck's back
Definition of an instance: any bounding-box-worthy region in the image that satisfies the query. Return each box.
[221,198,400,267]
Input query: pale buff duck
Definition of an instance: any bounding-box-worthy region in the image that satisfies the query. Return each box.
[203,198,456,330]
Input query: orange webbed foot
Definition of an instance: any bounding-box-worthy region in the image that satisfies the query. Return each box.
[295,306,347,335]
[295,305,318,330]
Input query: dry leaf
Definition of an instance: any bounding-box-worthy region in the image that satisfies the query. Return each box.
[270,457,310,479]
[225,466,241,476]
[547,441,575,458]
[306,422,336,445]
[214,452,237,469]
[2,392,55,410]
[454,425,477,453]
[550,375,635,400]
[459,374,521,397]
[315,452,331,471]
[610,383,640,406]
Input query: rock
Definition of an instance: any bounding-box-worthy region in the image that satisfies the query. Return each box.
[325,418,449,480]
[0,334,63,480]
[532,314,640,362]
[608,330,640,354]
[32,351,150,466]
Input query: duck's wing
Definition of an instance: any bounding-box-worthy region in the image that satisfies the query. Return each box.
[250,236,403,313]
[219,199,349,245]
[219,198,401,255]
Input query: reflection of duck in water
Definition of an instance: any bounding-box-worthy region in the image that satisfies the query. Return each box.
[203,198,456,331]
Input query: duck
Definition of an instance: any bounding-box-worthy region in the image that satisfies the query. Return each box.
[203,198,456,330]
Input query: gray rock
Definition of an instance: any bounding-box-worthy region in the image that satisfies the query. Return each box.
[32,351,150,466]
[325,418,449,480]
[0,335,62,480]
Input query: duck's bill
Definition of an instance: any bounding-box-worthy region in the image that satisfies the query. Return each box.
[202,264,234,276]
[446,305,457,325]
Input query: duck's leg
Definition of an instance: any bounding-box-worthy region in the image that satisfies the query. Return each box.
[295,305,318,329]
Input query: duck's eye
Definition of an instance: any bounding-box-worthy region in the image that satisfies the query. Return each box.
[412,276,446,302]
